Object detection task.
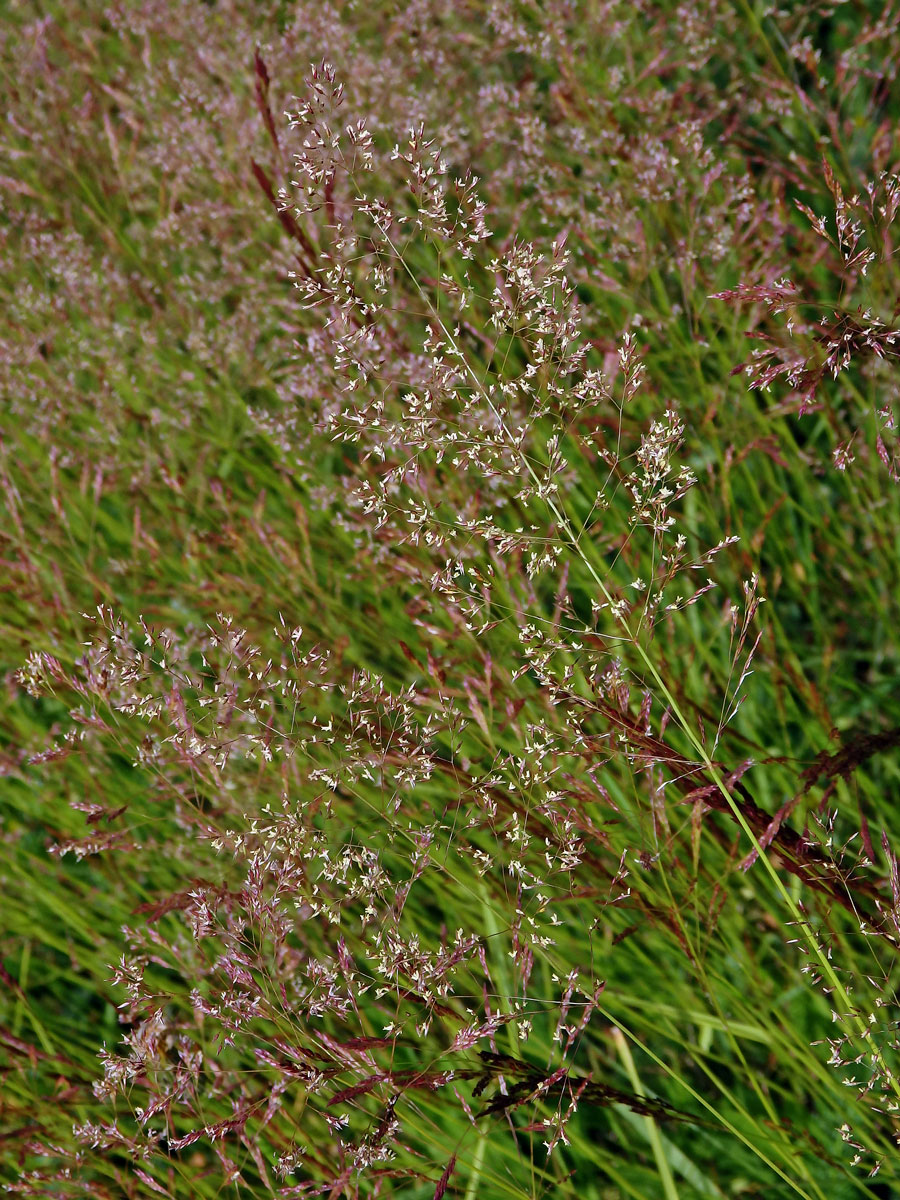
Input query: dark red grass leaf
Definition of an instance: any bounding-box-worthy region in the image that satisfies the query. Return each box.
[398,640,425,671]
[327,1074,385,1105]
[253,49,281,161]
[474,1052,706,1125]
[395,986,458,1019]
[576,690,886,914]
[0,1123,43,1146]
[339,1036,396,1050]
[0,1024,50,1063]
[434,1155,457,1199]
[83,802,128,825]
[249,159,318,276]
[800,727,900,792]
[740,793,802,872]
[133,882,234,924]
[327,1166,354,1200]
[327,1068,454,1105]
[288,1167,412,1199]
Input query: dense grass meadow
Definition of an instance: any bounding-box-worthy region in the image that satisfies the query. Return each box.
[5,1,900,1195]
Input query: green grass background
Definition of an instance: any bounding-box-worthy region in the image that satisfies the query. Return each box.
[3,2,900,1196]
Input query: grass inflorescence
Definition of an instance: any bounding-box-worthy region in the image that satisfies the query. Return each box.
[3,3,900,1198]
